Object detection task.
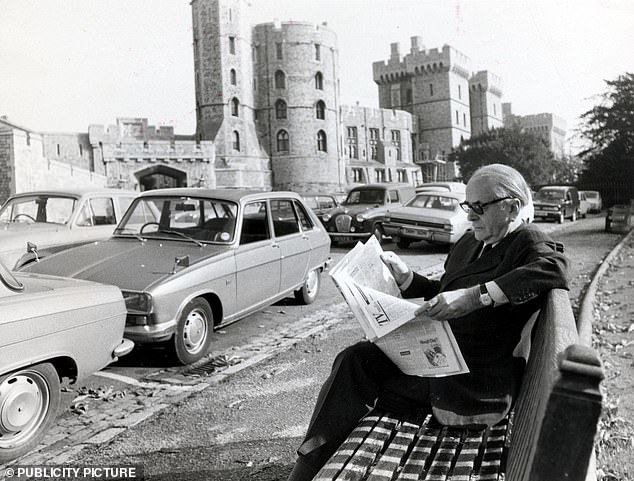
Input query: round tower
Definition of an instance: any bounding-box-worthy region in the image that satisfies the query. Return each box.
[252,21,342,192]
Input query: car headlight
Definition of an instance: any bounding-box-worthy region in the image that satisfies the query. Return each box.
[355,214,367,222]
[322,213,331,222]
[122,290,152,313]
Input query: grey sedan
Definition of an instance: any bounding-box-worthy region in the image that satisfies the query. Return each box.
[21,189,331,364]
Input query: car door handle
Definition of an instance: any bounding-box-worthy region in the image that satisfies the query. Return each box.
[271,242,280,248]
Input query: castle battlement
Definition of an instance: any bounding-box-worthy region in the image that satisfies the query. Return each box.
[469,70,503,96]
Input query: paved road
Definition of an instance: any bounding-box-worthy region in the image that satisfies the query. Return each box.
[1,215,609,476]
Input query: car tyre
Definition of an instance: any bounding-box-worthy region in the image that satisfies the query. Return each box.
[171,298,213,365]
[0,362,60,463]
[557,212,564,224]
[396,237,411,249]
[571,210,577,222]
[295,268,320,305]
[372,224,384,244]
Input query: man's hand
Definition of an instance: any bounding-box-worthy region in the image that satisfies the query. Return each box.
[415,287,480,321]
[380,251,411,285]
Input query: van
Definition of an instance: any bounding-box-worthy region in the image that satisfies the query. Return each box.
[533,185,580,223]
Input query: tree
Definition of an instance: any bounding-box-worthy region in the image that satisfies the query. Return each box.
[578,73,634,204]
[449,126,558,187]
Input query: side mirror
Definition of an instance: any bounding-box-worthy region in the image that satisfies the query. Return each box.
[171,255,190,274]
[27,241,40,261]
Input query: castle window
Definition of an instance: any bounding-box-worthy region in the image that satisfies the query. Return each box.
[232,131,240,151]
[79,144,83,156]
[315,44,321,61]
[406,89,412,103]
[231,97,240,117]
[463,113,467,126]
[317,130,327,152]
[275,99,287,119]
[315,72,323,90]
[229,36,236,54]
[56,144,60,156]
[276,42,283,60]
[315,100,326,120]
[458,85,462,99]
[397,169,406,182]
[375,169,386,183]
[275,70,286,89]
[277,130,289,152]
[456,110,459,124]
[352,168,363,183]
[346,126,358,159]
[230,69,237,85]
[429,83,433,96]
[391,130,401,161]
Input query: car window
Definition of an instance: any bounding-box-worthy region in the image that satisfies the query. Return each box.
[240,201,271,245]
[76,197,117,227]
[0,195,76,224]
[317,196,336,209]
[271,199,301,237]
[389,190,399,203]
[346,189,385,205]
[294,200,314,230]
[118,196,136,219]
[536,190,564,201]
[407,194,459,211]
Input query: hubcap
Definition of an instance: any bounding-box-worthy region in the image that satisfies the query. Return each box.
[182,308,208,354]
[305,270,318,296]
[0,371,49,448]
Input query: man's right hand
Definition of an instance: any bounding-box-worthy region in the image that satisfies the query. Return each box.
[380,251,412,286]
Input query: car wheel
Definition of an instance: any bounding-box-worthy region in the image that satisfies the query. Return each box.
[172,298,213,365]
[571,210,577,222]
[0,362,60,463]
[557,212,564,224]
[396,237,411,249]
[372,224,384,244]
[295,268,320,305]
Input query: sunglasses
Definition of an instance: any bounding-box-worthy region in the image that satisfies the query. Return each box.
[459,196,514,215]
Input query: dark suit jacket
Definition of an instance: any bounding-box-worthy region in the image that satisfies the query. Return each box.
[402,223,568,427]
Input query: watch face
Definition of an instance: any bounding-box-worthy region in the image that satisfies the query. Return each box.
[480,293,493,306]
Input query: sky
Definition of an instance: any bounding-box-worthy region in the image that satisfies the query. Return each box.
[1,0,633,151]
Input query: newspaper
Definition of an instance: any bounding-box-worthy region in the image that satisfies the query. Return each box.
[329,237,469,377]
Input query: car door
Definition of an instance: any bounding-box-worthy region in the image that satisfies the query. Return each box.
[294,198,327,271]
[270,198,310,292]
[235,200,281,313]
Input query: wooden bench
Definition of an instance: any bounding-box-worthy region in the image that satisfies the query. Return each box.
[313,289,604,481]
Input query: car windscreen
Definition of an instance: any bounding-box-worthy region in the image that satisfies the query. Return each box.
[585,192,598,199]
[0,195,77,225]
[114,196,238,243]
[345,189,385,205]
[535,190,565,202]
[406,194,459,211]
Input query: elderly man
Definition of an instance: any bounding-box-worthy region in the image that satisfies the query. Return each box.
[287,164,569,481]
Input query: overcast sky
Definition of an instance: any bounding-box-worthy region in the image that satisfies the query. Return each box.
[1,0,633,150]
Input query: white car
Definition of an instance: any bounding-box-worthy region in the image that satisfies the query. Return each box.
[383,191,470,248]
[581,190,603,213]
[578,191,591,218]
[0,188,137,269]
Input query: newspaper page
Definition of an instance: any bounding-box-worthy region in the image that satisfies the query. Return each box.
[330,237,469,377]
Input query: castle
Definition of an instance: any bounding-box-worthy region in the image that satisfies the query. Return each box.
[3,0,559,203]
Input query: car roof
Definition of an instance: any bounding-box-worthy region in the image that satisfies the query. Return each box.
[413,190,465,200]
[350,183,413,191]
[416,182,466,192]
[7,188,137,199]
[137,188,302,203]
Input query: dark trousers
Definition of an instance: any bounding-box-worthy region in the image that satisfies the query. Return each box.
[289,341,432,480]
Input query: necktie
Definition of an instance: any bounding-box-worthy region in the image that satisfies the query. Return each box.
[480,243,492,258]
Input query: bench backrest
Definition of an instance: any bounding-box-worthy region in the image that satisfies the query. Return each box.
[508,288,603,481]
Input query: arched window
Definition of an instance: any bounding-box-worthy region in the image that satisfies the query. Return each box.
[317,130,327,152]
[274,70,286,89]
[231,97,239,117]
[315,100,325,120]
[277,130,289,152]
[232,131,240,151]
[275,99,287,119]
[315,72,324,90]
[230,69,237,85]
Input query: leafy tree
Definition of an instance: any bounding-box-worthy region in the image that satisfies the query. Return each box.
[449,125,558,187]
[578,73,634,204]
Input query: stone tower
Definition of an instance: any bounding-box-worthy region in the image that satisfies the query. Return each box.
[373,37,472,170]
[469,70,503,137]
[191,0,271,189]
[252,21,342,192]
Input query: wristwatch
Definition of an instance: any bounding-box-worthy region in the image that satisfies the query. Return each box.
[479,284,493,306]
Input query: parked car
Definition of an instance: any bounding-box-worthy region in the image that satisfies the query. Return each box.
[0,188,138,269]
[605,201,634,233]
[0,259,132,462]
[582,190,603,213]
[320,183,416,245]
[300,193,341,221]
[533,185,580,223]
[20,189,331,365]
[383,191,470,248]
[415,182,466,193]
[578,191,591,218]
